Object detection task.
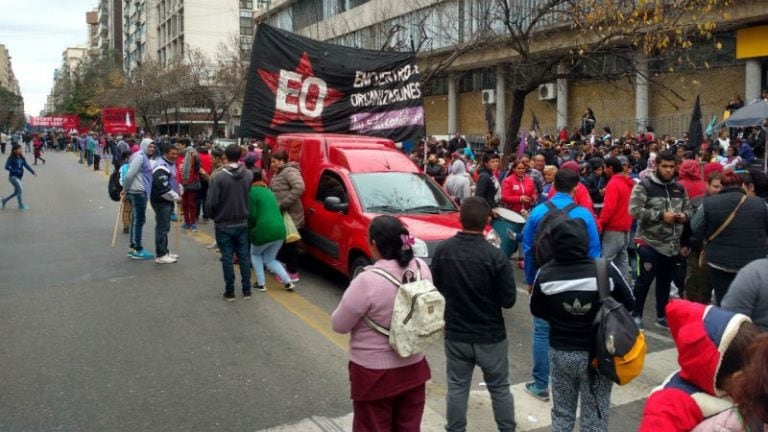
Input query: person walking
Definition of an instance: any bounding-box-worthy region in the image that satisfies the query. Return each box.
[32,136,46,165]
[179,146,202,231]
[122,138,157,260]
[332,216,432,431]
[691,170,768,305]
[205,144,253,301]
[598,157,635,280]
[530,219,634,432]
[430,196,517,432]
[150,142,182,264]
[270,150,305,282]
[629,151,693,328]
[521,168,601,402]
[444,158,471,205]
[248,167,294,292]
[1,144,36,211]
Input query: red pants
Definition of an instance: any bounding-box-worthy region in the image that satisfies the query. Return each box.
[182,190,197,225]
[352,383,425,432]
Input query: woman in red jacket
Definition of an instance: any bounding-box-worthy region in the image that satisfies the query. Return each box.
[501,159,536,213]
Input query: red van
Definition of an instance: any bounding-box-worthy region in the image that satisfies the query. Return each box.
[272,133,468,278]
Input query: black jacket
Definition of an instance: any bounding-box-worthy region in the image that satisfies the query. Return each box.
[430,232,516,344]
[692,187,768,270]
[474,167,498,208]
[530,218,634,351]
[204,164,253,227]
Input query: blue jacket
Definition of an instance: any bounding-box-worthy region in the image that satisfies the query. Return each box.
[522,192,601,285]
[5,155,35,179]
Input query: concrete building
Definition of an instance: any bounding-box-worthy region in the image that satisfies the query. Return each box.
[123,0,159,74]
[97,0,123,64]
[86,10,100,57]
[0,44,21,95]
[255,0,768,140]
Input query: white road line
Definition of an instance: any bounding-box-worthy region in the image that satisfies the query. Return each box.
[259,347,679,432]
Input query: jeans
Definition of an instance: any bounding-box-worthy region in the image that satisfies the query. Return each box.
[128,193,148,251]
[550,348,612,432]
[444,339,516,432]
[152,200,174,257]
[633,245,675,320]
[531,317,550,390]
[86,149,93,166]
[79,148,84,164]
[215,225,251,295]
[602,231,630,282]
[196,183,208,220]
[3,176,24,207]
[708,266,737,306]
[250,240,291,286]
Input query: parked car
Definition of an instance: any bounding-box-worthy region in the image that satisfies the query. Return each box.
[272,133,493,278]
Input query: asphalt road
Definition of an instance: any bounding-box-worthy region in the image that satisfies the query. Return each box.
[0,150,677,431]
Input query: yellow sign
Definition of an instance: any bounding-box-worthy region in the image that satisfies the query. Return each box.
[737,25,768,59]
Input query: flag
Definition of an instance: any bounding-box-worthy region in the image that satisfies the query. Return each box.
[704,115,718,139]
[687,95,704,152]
[518,128,527,156]
[530,111,540,133]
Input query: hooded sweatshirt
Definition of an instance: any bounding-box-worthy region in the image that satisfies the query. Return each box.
[639,300,753,432]
[123,138,154,197]
[678,159,707,199]
[205,163,252,227]
[531,218,634,351]
[599,173,636,232]
[444,159,471,204]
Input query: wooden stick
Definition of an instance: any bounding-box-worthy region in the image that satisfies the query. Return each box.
[174,201,181,253]
[111,198,123,248]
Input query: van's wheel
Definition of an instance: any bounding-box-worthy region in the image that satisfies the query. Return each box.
[350,256,372,280]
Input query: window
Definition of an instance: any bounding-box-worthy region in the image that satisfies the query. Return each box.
[316,171,348,204]
[424,75,448,96]
[240,0,253,8]
[458,69,495,93]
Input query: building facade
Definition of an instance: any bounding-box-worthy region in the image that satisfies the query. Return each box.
[123,0,159,74]
[98,0,124,64]
[0,44,21,95]
[255,0,768,140]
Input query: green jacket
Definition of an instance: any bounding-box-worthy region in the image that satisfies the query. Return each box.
[248,184,286,246]
[629,173,692,257]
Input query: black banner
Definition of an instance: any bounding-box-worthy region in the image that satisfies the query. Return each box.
[239,23,425,142]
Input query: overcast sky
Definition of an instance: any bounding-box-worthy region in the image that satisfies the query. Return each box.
[1,0,97,116]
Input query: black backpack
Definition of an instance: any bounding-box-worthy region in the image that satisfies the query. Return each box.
[533,201,579,267]
[591,258,646,385]
[108,170,122,202]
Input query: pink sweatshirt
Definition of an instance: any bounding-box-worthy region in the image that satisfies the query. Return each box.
[331,258,432,370]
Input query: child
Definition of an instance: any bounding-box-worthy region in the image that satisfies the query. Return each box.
[639,300,763,431]
[2,144,36,210]
[32,136,45,165]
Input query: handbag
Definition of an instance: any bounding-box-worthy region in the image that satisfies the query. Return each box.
[283,212,301,243]
[699,195,747,268]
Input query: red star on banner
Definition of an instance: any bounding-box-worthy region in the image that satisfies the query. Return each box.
[258,52,345,132]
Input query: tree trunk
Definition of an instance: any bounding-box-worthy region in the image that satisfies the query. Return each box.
[503,89,528,157]
[212,111,219,139]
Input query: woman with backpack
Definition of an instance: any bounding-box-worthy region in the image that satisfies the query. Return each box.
[1,144,36,211]
[331,215,433,431]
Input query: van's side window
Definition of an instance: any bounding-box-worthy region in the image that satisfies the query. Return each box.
[316,171,348,204]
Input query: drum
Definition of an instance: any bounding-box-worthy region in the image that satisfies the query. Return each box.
[492,207,527,258]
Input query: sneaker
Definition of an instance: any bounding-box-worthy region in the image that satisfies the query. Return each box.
[155,254,178,264]
[170,213,178,222]
[284,281,295,291]
[223,292,236,302]
[131,249,155,260]
[253,283,267,292]
[0,199,5,210]
[181,223,191,230]
[127,248,138,258]
[168,253,178,259]
[288,272,300,283]
[243,291,252,300]
[524,382,550,402]
[190,224,198,232]
[19,205,30,211]
[655,317,669,329]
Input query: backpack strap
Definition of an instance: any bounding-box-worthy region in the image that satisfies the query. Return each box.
[560,202,579,215]
[370,268,402,287]
[362,315,390,336]
[595,258,610,300]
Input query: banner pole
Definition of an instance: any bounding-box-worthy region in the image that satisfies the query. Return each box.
[112,198,123,248]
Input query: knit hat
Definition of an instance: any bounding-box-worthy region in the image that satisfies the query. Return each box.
[703,162,723,179]
[561,161,580,173]
[665,300,751,396]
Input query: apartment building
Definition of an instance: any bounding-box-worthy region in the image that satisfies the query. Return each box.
[123,0,159,73]
[256,0,768,138]
[0,44,21,95]
[98,0,124,63]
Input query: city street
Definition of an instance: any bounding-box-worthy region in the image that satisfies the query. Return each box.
[0,150,678,431]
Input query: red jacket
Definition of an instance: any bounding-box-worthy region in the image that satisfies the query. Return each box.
[198,152,213,175]
[501,174,536,212]
[599,174,635,233]
[547,182,599,228]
